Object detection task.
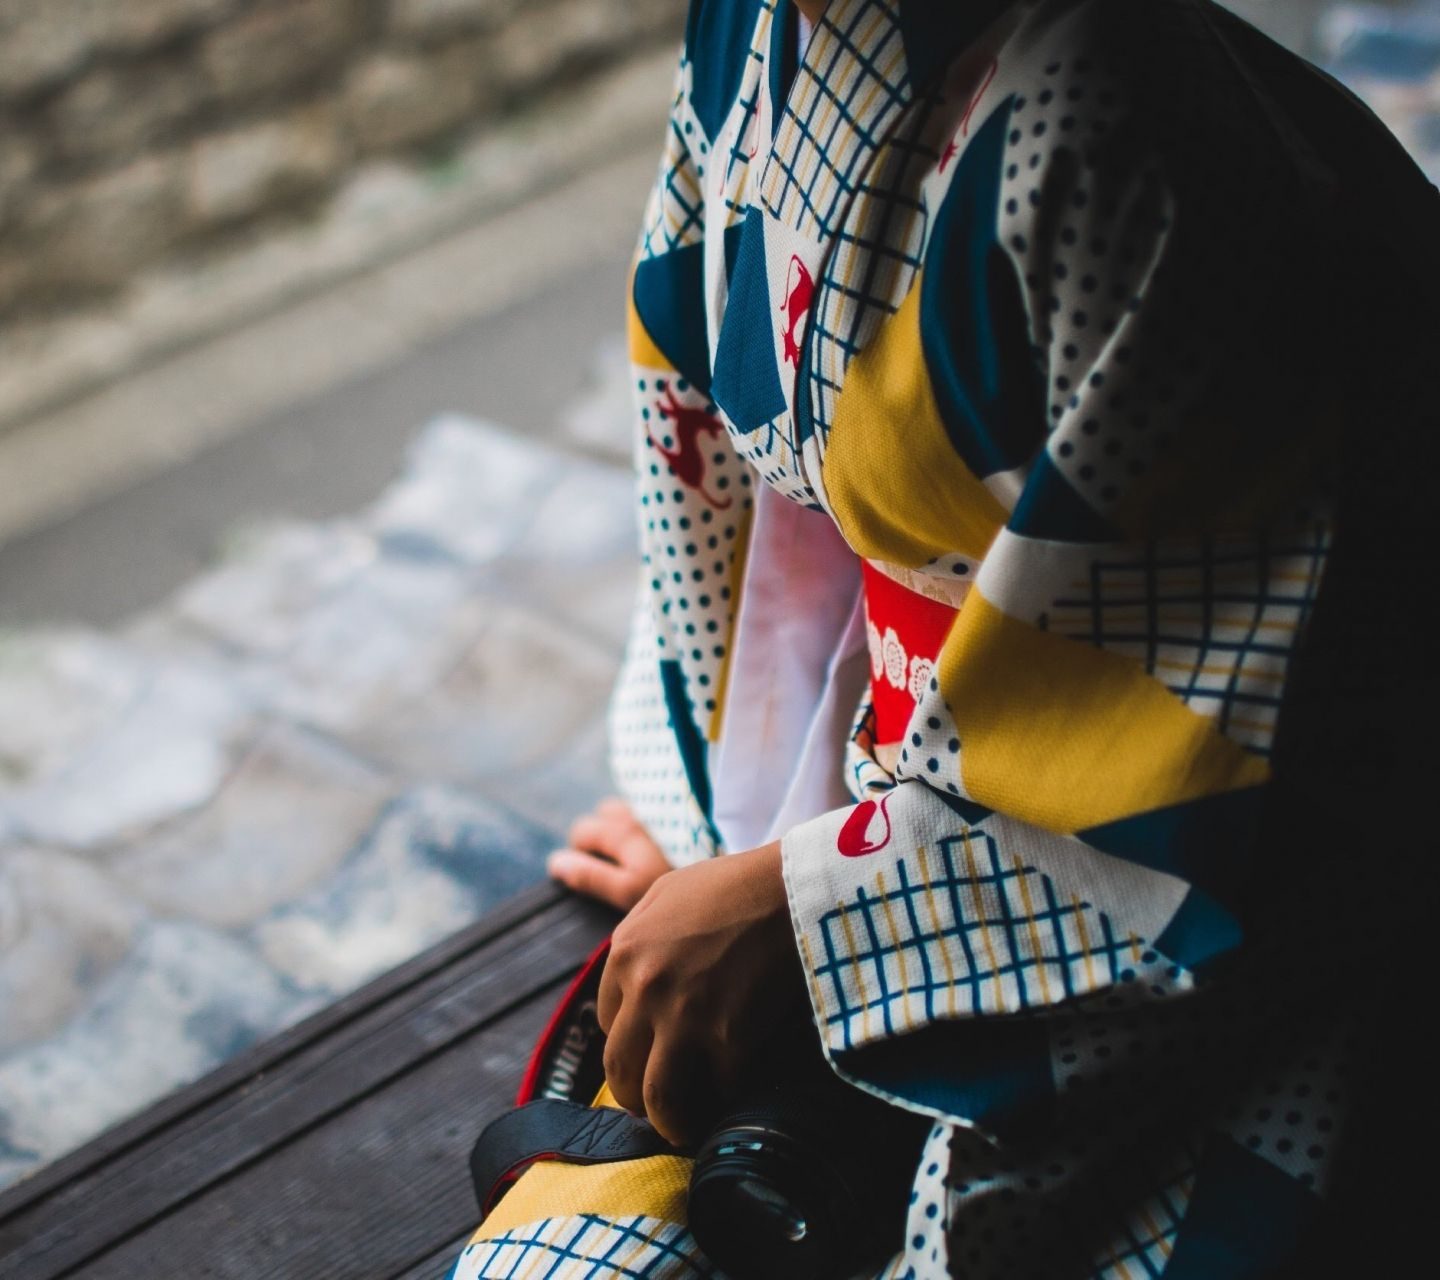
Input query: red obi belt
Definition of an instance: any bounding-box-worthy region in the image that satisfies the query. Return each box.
[861,561,960,765]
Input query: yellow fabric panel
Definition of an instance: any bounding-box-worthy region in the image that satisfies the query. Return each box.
[706,505,752,744]
[471,1084,692,1240]
[944,590,1270,832]
[822,277,1008,568]
[627,285,674,373]
[475,1151,693,1238]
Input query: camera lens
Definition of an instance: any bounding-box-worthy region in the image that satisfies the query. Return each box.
[689,1124,834,1280]
[733,1176,808,1242]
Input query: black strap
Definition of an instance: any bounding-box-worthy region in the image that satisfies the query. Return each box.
[470,1100,680,1215]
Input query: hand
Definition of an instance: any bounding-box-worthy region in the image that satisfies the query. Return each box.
[596,841,806,1146]
[547,797,673,911]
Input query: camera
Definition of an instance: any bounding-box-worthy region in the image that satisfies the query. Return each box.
[686,1020,932,1280]
[473,944,931,1279]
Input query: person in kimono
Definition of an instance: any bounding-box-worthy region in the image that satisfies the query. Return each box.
[464,0,1437,1274]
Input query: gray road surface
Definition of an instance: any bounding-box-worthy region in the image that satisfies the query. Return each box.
[0,255,632,629]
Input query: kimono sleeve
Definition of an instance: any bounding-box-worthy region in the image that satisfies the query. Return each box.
[780,57,1340,1142]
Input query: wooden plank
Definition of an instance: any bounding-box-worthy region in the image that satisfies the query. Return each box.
[391,1232,473,1280]
[79,998,556,1280]
[0,891,608,1278]
[0,888,614,1280]
[0,881,566,1217]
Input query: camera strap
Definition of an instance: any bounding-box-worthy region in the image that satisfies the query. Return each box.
[469,1099,678,1215]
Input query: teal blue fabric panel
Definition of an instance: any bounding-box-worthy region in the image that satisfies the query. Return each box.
[1165,1135,1320,1278]
[712,209,788,431]
[633,243,713,396]
[837,1016,1054,1143]
[685,0,766,140]
[921,101,1047,481]
[1079,786,1264,908]
[659,657,719,844]
[1153,887,1244,976]
[1008,451,1121,541]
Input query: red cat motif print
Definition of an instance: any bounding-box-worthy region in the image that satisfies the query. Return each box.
[779,255,814,367]
[837,793,893,857]
[651,391,734,510]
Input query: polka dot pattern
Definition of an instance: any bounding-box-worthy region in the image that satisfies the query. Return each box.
[722,419,818,508]
[607,588,717,867]
[942,1124,1079,1280]
[1216,1008,1350,1194]
[900,1123,954,1276]
[995,52,1204,519]
[892,678,965,800]
[636,373,754,726]
[1045,949,1199,1109]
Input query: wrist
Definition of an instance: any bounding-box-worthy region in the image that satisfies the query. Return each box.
[740,840,787,918]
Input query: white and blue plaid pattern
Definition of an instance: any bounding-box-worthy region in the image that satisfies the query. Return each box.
[452,1214,714,1280]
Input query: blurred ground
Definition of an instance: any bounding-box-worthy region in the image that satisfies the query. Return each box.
[0,409,638,1189]
[1,0,1437,1191]
[0,94,657,1191]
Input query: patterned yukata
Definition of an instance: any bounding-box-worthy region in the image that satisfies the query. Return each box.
[455,0,1438,1275]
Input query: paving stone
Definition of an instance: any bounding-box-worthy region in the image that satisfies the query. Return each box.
[45,58,209,168]
[0,405,635,1190]
[0,633,249,850]
[386,0,519,40]
[253,784,549,995]
[106,0,241,50]
[232,553,486,734]
[490,0,626,96]
[174,519,380,657]
[187,101,345,226]
[107,720,390,929]
[0,918,299,1189]
[0,846,144,1053]
[336,593,619,787]
[368,414,563,566]
[490,0,680,98]
[19,152,188,293]
[0,0,237,100]
[343,46,487,155]
[0,134,37,233]
[200,0,364,104]
[1320,1,1440,179]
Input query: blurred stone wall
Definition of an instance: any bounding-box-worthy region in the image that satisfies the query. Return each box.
[0,0,682,322]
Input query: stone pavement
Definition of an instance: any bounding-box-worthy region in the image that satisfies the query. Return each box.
[0,400,639,1191]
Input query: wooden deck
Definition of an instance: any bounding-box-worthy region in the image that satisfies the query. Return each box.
[0,884,615,1280]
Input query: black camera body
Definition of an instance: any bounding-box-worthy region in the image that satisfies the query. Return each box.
[686,1022,933,1280]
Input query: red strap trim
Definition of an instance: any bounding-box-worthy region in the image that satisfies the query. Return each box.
[516,937,611,1105]
[482,1152,565,1216]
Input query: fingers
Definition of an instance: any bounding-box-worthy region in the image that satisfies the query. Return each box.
[599,996,708,1146]
[552,800,672,910]
[547,850,645,911]
[596,941,622,1036]
[601,1005,653,1116]
[567,797,641,849]
[642,1037,711,1148]
[565,812,628,858]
